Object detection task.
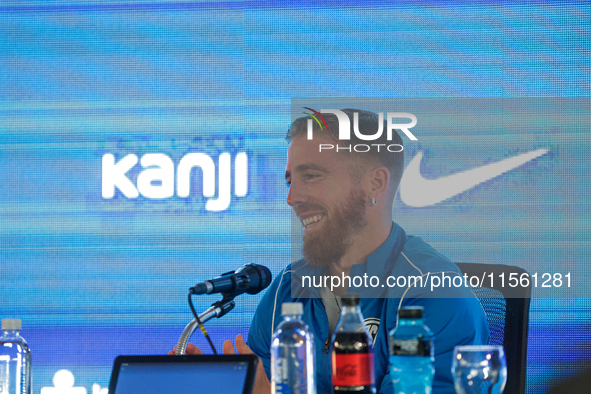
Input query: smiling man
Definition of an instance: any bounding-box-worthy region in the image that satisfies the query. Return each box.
[176,109,489,394]
[246,109,489,394]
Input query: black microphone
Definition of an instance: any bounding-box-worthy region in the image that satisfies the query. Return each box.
[190,263,272,297]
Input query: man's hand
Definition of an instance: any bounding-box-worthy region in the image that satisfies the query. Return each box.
[168,334,270,394]
[223,334,271,394]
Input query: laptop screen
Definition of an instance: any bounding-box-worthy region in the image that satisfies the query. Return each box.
[109,355,257,394]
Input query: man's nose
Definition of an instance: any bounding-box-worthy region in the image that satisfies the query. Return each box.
[286,184,306,207]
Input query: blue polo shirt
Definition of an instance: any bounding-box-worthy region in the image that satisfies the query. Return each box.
[248,222,490,394]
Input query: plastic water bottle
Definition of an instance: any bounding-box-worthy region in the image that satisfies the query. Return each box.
[389,307,435,394]
[271,302,316,394]
[0,319,32,394]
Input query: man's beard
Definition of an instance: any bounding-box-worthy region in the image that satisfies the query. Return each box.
[301,188,368,267]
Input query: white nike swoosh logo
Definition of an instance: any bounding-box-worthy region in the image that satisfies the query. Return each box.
[399,148,549,207]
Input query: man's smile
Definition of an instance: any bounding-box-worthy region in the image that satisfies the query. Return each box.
[299,213,326,232]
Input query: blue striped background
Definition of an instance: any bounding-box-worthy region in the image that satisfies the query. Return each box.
[0,2,589,393]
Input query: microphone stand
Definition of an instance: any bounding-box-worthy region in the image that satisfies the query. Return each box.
[175,294,236,355]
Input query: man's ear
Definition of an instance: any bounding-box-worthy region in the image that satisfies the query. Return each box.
[363,166,390,200]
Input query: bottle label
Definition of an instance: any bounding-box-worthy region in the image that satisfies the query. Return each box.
[272,358,306,394]
[331,353,375,387]
[390,338,433,357]
[272,382,294,394]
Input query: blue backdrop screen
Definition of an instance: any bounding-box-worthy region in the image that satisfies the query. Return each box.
[0,2,589,393]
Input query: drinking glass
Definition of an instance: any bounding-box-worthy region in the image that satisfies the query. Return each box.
[451,345,507,394]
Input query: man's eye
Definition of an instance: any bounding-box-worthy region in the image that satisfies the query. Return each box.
[304,173,318,180]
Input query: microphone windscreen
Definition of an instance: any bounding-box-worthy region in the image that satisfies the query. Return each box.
[240,263,272,294]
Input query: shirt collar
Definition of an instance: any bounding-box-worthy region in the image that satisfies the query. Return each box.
[346,222,406,295]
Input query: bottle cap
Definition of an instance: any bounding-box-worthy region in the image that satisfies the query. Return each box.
[281,302,303,316]
[398,306,424,319]
[341,295,360,307]
[2,319,22,331]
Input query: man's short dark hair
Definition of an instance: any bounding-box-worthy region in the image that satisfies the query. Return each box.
[286,109,404,192]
